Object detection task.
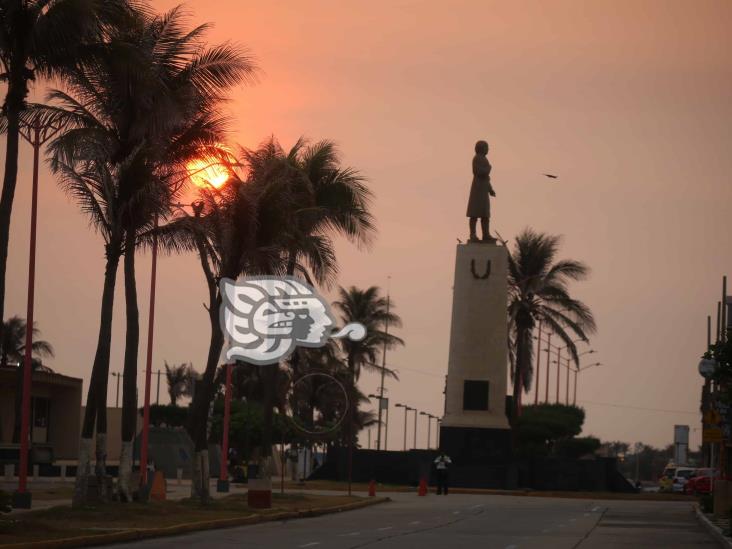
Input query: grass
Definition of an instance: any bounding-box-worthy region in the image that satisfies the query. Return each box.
[0,493,362,546]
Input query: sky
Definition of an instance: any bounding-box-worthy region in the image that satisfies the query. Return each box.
[3,0,731,451]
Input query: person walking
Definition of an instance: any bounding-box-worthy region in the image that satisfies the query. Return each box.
[434,451,452,495]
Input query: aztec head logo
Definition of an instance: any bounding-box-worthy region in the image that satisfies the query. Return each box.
[220,276,366,365]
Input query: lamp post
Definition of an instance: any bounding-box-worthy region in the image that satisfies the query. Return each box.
[13,111,64,508]
[436,418,442,449]
[420,412,436,449]
[574,362,602,405]
[369,393,389,451]
[395,403,410,451]
[534,322,542,404]
[544,334,552,402]
[410,408,419,449]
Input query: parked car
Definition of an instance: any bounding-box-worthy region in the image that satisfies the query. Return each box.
[671,467,696,493]
[685,468,721,495]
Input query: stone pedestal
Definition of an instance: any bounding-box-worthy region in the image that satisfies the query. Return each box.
[440,242,510,462]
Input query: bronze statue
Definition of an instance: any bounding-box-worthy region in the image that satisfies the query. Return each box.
[466,140,495,242]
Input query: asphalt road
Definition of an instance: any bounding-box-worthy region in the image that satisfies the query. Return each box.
[113,492,718,549]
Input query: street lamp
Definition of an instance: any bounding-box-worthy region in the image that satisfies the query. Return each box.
[574,362,602,405]
[420,412,436,449]
[14,110,64,508]
[395,403,412,451]
[436,418,442,448]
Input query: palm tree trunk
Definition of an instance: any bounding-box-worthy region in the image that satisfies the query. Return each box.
[512,323,530,423]
[0,73,26,347]
[187,297,224,501]
[186,234,223,501]
[118,233,139,502]
[73,244,120,507]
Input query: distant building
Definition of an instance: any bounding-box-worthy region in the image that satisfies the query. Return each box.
[0,366,82,461]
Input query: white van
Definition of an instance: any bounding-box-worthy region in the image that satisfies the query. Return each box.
[671,467,696,493]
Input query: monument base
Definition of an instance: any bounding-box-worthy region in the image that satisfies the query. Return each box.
[439,425,511,465]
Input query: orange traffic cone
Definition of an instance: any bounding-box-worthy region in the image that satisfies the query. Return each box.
[368,479,376,497]
[418,477,427,496]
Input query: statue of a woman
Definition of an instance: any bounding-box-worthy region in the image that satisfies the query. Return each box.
[466,140,495,242]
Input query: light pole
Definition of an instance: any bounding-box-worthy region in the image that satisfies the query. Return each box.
[375,282,391,451]
[544,333,552,402]
[574,362,602,405]
[534,322,542,404]
[436,418,442,449]
[410,408,419,449]
[395,403,412,451]
[14,110,64,508]
[111,373,122,407]
[369,393,389,451]
[420,412,437,449]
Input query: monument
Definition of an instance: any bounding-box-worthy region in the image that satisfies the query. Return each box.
[440,140,511,466]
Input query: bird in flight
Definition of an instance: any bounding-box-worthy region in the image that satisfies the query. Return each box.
[542,173,558,179]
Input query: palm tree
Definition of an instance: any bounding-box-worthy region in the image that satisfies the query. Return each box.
[164,362,196,406]
[332,286,403,380]
[0,316,53,442]
[507,228,596,421]
[46,4,254,504]
[0,315,53,369]
[0,0,128,347]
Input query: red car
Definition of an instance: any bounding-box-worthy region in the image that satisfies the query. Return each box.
[685,468,722,495]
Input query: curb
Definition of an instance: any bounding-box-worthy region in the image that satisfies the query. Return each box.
[1,497,390,549]
[693,503,732,548]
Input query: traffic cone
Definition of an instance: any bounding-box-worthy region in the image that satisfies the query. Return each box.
[418,477,427,496]
[368,479,376,497]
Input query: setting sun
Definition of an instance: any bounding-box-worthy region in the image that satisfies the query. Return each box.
[186,150,234,189]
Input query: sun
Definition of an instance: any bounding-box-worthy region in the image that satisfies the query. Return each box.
[186,149,234,189]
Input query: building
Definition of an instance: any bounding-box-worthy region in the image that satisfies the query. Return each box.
[0,366,82,461]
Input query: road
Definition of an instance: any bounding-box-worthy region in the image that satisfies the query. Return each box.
[114,492,718,549]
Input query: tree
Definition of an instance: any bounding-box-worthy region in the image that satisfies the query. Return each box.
[164,362,196,406]
[514,403,591,458]
[0,316,53,442]
[507,229,596,422]
[47,3,254,504]
[0,0,128,347]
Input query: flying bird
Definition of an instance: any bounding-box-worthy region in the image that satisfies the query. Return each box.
[542,173,558,179]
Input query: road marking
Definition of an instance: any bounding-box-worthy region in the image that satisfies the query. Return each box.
[377,526,393,531]
[409,521,421,525]
[453,510,460,515]
[470,504,484,509]
[299,544,320,548]
[592,506,600,512]
[558,524,565,528]
[570,518,577,522]
[542,529,550,533]
[505,545,518,549]
[339,532,360,537]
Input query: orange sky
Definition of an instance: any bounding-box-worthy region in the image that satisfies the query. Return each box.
[3,0,732,450]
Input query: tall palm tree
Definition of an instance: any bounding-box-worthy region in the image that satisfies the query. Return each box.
[333,286,403,380]
[0,0,128,346]
[507,228,596,421]
[47,4,254,504]
[0,316,53,442]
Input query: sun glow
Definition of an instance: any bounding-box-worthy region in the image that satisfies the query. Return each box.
[186,148,234,189]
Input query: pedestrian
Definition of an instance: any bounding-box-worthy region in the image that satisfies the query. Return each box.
[434,451,452,495]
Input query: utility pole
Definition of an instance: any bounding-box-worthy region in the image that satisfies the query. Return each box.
[156,370,161,405]
[556,346,562,403]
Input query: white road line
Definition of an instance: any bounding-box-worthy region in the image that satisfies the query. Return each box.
[592,506,600,512]
[470,504,484,509]
[298,544,320,548]
[453,511,460,515]
[377,526,393,531]
[339,532,360,537]
[409,521,421,525]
